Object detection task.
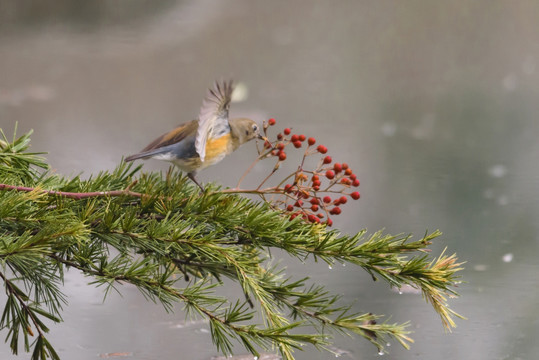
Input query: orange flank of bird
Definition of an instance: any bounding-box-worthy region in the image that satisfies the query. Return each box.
[205,133,233,162]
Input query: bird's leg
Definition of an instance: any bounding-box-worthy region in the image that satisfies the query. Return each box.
[188,172,205,192]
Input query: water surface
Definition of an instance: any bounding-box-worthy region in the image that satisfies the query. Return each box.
[1,1,539,359]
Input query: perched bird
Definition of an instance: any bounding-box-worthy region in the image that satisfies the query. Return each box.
[125,80,265,191]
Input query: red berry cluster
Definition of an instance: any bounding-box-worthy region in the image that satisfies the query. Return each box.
[259,118,360,226]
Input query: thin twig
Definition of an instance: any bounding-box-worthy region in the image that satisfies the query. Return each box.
[0,183,143,200]
[235,157,260,189]
[219,187,283,195]
[235,148,272,189]
[256,168,278,190]
[0,270,44,337]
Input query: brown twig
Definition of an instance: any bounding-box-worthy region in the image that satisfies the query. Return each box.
[235,145,274,189]
[0,183,290,204]
[255,168,278,190]
[219,187,282,195]
[0,183,144,200]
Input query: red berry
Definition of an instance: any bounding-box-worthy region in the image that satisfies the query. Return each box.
[310,198,320,205]
[284,128,291,135]
[323,156,332,164]
[313,185,320,191]
[291,134,299,142]
[312,175,319,181]
[277,133,283,140]
[308,214,317,223]
[333,198,341,205]
[323,196,332,204]
[294,200,303,207]
[312,180,321,187]
[330,207,342,215]
[351,191,360,200]
[342,163,349,170]
[277,143,285,150]
[279,152,287,161]
[325,170,335,179]
[311,204,319,212]
[345,168,352,176]
[317,145,328,154]
[298,134,306,142]
[326,218,333,226]
[286,204,294,211]
[340,178,351,185]
[317,213,325,219]
[271,150,279,156]
[284,184,293,193]
[352,179,360,187]
[339,196,347,204]
[264,140,272,149]
[308,137,316,145]
[293,141,302,148]
[268,118,276,126]
[349,173,356,181]
[333,163,342,173]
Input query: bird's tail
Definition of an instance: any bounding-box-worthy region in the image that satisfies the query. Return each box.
[125,147,174,162]
[125,152,152,162]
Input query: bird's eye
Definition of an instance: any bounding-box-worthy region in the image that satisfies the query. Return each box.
[252,124,258,132]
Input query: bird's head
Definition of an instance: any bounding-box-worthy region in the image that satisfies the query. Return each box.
[229,118,269,146]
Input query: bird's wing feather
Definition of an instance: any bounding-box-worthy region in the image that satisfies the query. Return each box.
[195,80,233,162]
[140,119,199,152]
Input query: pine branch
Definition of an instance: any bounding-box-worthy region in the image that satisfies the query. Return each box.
[0,128,464,359]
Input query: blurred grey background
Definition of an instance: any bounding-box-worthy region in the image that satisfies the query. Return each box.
[1,1,539,359]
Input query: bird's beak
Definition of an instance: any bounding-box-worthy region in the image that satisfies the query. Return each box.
[258,134,275,149]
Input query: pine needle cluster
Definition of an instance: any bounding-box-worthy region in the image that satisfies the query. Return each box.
[0,127,463,359]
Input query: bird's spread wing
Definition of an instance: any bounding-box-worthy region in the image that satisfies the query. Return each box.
[195,80,233,162]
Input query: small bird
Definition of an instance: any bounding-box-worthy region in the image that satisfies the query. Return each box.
[125,80,266,191]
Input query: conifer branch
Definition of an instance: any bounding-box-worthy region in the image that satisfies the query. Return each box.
[0,128,463,359]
